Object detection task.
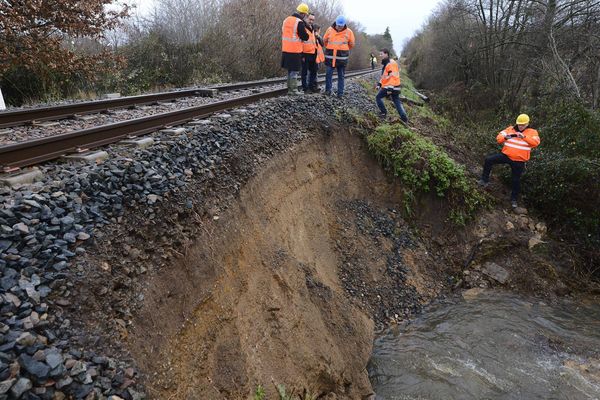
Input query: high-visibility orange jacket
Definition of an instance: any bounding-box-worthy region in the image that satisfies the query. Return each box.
[282,15,304,53]
[379,59,401,89]
[316,41,325,63]
[323,25,355,67]
[303,29,317,54]
[496,126,541,161]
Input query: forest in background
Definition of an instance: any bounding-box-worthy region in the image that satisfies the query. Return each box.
[0,0,393,105]
[403,0,600,264]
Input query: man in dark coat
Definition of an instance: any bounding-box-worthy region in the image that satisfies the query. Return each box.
[281,4,310,95]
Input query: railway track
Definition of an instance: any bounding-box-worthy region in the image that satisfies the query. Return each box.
[0,69,376,172]
[0,69,373,129]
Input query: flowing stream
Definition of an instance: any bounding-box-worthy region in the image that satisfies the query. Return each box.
[369,290,600,400]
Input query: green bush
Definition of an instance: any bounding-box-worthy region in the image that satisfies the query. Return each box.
[366,123,487,224]
[522,100,600,245]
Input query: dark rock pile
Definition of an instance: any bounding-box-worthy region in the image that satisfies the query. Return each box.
[0,81,379,399]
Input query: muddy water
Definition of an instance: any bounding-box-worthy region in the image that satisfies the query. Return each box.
[369,291,600,400]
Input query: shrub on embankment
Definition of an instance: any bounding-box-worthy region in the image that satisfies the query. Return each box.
[366,123,487,225]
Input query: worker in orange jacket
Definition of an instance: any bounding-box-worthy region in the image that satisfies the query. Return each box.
[301,13,319,93]
[478,114,541,208]
[281,4,310,95]
[376,48,408,122]
[323,15,355,98]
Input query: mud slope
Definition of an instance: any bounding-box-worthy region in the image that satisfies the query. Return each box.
[128,131,444,399]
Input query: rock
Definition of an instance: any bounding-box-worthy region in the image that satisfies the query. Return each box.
[10,377,32,398]
[481,262,510,284]
[505,221,515,230]
[53,391,66,400]
[147,194,159,204]
[12,222,29,234]
[45,352,63,369]
[19,354,51,380]
[535,222,547,235]
[513,206,528,215]
[0,379,15,394]
[16,332,37,347]
[69,360,86,376]
[77,232,91,241]
[528,234,545,250]
[462,287,486,300]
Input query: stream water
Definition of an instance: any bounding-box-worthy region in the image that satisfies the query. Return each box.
[369,290,600,400]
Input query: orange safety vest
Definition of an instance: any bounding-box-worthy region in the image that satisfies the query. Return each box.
[316,42,325,63]
[281,16,303,53]
[380,59,401,89]
[323,26,355,67]
[303,29,317,54]
[496,126,541,161]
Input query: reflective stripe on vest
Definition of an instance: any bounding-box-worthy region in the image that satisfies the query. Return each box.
[282,16,303,53]
[303,30,317,54]
[324,27,352,67]
[498,126,540,161]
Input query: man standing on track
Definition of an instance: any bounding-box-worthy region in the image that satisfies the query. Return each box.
[478,114,541,208]
[323,15,355,98]
[301,13,320,93]
[375,48,408,123]
[281,4,310,96]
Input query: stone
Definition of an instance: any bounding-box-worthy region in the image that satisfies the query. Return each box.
[0,379,15,394]
[160,128,186,135]
[45,352,63,370]
[16,332,37,347]
[528,234,545,250]
[69,360,86,376]
[19,354,50,380]
[12,222,29,234]
[10,377,32,398]
[514,206,528,215]
[481,262,510,284]
[77,232,91,241]
[147,194,159,204]
[505,221,515,230]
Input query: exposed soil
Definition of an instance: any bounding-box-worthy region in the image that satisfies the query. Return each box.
[50,84,589,399]
[125,131,450,399]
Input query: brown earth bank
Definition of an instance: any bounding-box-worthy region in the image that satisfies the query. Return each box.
[63,92,591,399]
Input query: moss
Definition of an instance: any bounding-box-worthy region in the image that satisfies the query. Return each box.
[366,123,487,224]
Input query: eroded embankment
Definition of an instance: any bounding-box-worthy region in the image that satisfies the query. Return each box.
[128,131,448,399]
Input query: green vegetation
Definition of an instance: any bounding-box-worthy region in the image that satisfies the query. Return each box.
[366,123,487,224]
[276,384,293,400]
[254,385,266,400]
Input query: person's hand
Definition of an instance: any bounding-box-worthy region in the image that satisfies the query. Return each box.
[516,133,524,138]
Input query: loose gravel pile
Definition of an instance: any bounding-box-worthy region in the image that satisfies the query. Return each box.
[0,79,380,399]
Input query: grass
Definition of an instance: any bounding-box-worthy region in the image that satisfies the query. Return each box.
[366,123,487,224]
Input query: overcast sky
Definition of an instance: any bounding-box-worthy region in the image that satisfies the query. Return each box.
[129,0,443,53]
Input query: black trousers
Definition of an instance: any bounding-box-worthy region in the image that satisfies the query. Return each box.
[301,55,318,90]
[481,153,525,201]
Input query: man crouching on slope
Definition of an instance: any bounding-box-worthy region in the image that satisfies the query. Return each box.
[478,114,541,209]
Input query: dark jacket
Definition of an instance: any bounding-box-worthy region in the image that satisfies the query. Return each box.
[281,13,309,71]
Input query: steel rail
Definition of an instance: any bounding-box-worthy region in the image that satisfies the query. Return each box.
[0,68,373,128]
[0,70,375,171]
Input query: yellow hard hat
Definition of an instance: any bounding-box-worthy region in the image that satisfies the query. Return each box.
[297,3,310,14]
[516,114,530,125]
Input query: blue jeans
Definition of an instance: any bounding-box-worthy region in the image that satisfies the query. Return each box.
[325,65,346,96]
[376,88,408,122]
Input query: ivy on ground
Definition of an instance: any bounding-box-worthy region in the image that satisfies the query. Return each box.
[366,123,487,225]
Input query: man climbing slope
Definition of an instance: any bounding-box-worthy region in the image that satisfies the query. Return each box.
[479,114,541,208]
